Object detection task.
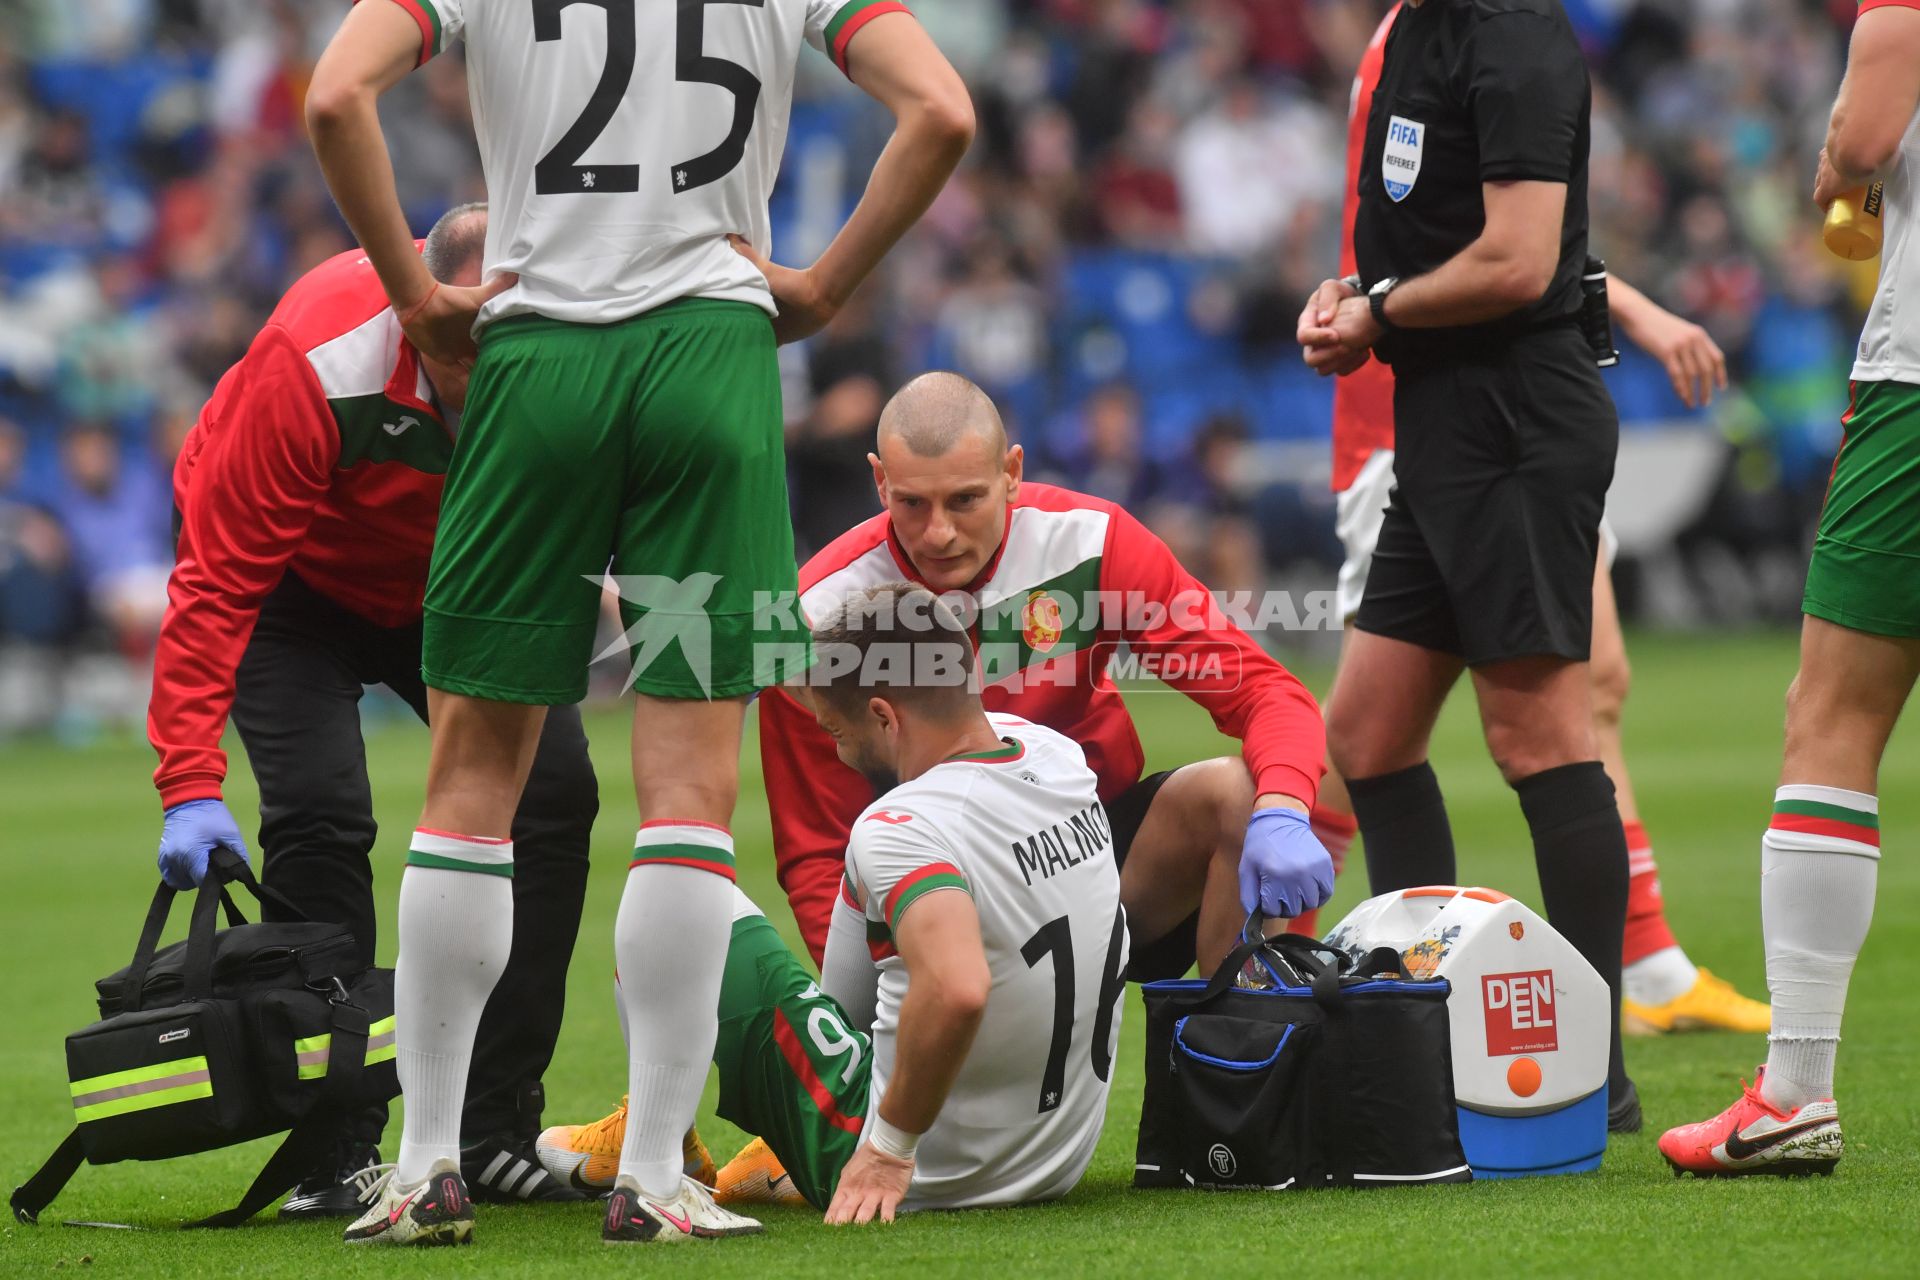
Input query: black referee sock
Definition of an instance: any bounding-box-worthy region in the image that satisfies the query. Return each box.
[1515,761,1631,1099]
[1347,762,1456,893]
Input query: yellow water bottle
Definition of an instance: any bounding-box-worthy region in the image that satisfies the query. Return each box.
[1824,182,1885,261]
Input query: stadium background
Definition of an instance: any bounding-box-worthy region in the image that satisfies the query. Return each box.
[3,2,1919,1273]
[0,0,1885,734]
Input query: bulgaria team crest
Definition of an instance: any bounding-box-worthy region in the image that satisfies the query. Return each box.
[1022,590,1064,653]
[1383,114,1424,202]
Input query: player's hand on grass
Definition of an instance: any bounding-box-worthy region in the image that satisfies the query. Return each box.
[395,273,517,369]
[157,799,250,890]
[824,1141,913,1225]
[729,235,838,344]
[1240,806,1336,920]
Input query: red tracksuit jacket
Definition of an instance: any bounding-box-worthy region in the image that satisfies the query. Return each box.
[149,247,453,807]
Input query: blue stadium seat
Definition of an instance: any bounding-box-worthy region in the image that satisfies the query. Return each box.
[28,55,208,160]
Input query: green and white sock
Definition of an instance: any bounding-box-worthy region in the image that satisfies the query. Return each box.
[1760,786,1879,1111]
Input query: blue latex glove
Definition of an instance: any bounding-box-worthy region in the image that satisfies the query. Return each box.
[1239,807,1336,919]
[157,799,251,890]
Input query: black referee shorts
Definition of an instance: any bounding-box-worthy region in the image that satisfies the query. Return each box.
[1357,327,1618,665]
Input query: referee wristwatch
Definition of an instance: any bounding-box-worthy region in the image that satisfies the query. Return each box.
[1368,277,1402,333]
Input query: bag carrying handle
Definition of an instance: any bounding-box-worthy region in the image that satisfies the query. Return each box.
[121,849,311,1012]
[1180,916,1408,1011]
[1183,918,1352,1006]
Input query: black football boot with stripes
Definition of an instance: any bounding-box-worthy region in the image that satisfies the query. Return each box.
[281,1140,383,1218]
[461,1134,588,1203]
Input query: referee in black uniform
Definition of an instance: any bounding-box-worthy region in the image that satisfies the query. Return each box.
[1296,0,1637,1131]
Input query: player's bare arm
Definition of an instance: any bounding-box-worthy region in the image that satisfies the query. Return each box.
[825,888,989,1226]
[732,13,973,344]
[1305,179,1568,357]
[1605,274,1727,409]
[1815,6,1920,206]
[306,1,511,365]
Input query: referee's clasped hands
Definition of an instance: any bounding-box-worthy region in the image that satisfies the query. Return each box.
[1296,277,1381,378]
[1240,807,1338,921]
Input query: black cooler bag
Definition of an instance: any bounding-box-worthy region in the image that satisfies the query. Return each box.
[1135,932,1469,1190]
[12,851,398,1227]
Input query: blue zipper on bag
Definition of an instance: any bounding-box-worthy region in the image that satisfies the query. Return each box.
[1173,1018,1296,1071]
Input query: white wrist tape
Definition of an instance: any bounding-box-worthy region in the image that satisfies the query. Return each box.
[867,1114,921,1161]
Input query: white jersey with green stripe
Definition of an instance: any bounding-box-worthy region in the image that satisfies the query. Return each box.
[1854,102,1920,382]
[389,0,907,329]
[846,712,1127,1210]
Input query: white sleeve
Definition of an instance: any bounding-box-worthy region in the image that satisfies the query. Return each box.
[846,808,971,940]
[820,876,879,1034]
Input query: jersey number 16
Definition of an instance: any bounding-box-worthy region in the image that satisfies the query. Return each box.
[531,0,762,196]
[1022,906,1128,1115]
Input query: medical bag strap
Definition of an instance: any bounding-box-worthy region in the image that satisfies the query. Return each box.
[1307,945,1405,1011]
[206,847,308,922]
[186,1000,372,1229]
[9,1131,84,1225]
[180,864,237,1003]
[1182,930,1351,1007]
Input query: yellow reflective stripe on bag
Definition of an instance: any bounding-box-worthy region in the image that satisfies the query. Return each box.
[70,1055,213,1123]
[295,1015,397,1081]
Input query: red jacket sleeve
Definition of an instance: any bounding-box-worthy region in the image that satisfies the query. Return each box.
[149,325,338,808]
[758,684,875,965]
[1108,505,1326,807]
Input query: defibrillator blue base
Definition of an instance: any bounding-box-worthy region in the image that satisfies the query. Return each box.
[1458,1087,1608,1179]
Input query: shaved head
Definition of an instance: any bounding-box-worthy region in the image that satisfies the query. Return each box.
[877,371,1007,459]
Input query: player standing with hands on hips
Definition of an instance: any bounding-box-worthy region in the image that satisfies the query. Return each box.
[1661,0,1920,1179]
[1296,0,1640,1130]
[304,0,972,1247]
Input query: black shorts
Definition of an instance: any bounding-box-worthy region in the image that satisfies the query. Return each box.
[1357,327,1618,665]
[1106,768,1199,982]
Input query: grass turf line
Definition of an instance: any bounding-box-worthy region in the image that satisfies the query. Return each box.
[0,631,1914,1277]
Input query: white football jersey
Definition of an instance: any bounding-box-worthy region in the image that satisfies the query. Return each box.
[846,713,1128,1210]
[392,0,907,327]
[1853,105,1920,383]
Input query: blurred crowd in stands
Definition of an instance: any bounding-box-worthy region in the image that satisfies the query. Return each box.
[0,0,1880,735]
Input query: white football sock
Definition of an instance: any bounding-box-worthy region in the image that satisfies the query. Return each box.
[615,826,734,1199]
[1759,785,1880,1112]
[1624,945,1698,1006]
[394,830,514,1183]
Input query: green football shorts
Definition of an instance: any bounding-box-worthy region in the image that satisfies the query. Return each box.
[422,299,801,702]
[713,912,870,1211]
[1803,379,1920,638]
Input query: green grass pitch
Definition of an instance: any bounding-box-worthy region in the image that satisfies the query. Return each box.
[2,630,1914,1277]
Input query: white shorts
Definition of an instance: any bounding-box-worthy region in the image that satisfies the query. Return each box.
[1334,449,1396,625]
[1334,448,1615,625]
